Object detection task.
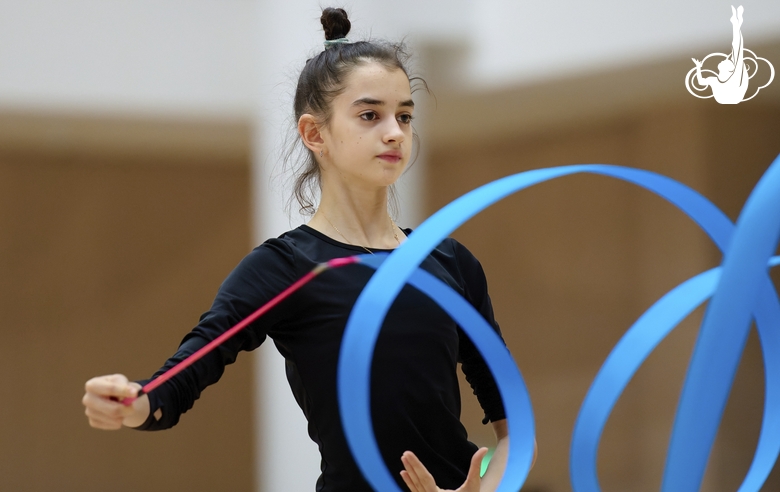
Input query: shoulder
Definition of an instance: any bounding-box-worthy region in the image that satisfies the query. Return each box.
[225,228,306,286]
[400,228,488,292]
[440,236,483,271]
[439,237,491,297]
[243,231,297,266]
[401,227,483,275]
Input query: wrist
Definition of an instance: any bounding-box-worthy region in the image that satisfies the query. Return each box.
[122,383,151,428]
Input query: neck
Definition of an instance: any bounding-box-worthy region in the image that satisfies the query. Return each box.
[308,181,401,249]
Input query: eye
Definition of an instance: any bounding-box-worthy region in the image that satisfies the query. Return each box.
[397,113,414,125]
[360,111,378,121]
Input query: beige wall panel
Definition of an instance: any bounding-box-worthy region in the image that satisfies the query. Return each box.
[0,146,254,491]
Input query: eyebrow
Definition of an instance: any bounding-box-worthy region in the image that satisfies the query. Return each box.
[351,97,415,108]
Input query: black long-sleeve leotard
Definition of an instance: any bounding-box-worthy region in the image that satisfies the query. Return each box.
[134,224,507,491]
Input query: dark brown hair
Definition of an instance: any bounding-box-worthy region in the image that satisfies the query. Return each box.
[283,7,427,217]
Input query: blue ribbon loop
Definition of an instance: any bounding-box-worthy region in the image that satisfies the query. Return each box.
[337,155,780,492]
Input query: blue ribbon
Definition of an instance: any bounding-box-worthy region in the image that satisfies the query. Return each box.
[337,155,780,492]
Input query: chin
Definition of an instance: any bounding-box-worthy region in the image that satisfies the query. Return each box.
[378,170,404,187]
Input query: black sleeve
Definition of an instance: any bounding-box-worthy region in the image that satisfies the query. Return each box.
[133,237,298,431]
[451,239,507,425]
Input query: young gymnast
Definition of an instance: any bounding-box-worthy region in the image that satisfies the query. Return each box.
[82,8,526,491]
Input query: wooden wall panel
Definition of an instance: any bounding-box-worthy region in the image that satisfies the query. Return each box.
[0,138,254,491]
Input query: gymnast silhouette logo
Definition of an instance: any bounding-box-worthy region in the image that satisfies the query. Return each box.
[685,5,774,104]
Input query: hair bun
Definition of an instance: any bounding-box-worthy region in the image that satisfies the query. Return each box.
[321,7,351,41]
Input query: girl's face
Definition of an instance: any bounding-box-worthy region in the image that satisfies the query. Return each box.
[319,61,414,190]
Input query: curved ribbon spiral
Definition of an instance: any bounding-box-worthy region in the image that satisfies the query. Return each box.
[338,155,780,492]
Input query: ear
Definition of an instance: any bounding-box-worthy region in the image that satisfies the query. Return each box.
[298,114,325,155]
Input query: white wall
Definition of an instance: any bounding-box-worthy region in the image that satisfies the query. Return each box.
[2,0,778,115]
[466,0,780,88]
[0,0,256,116]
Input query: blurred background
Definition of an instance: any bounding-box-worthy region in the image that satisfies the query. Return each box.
[1,1,779,491]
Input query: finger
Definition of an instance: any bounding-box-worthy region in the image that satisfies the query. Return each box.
[85,411,122,429]
[120,382,143,406]
[463,447,489,486]
[84,375,116,395]
[400,470,420,492]
[401,452,437,491]
[82,391,134,419]
[117,396,137,407]
[84,374,137,399]
[84,408,123,430]
[401,453,425,490]
[87,416,123,430]
[83,401,125,426]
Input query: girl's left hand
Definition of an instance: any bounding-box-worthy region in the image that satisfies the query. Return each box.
[400,447,488,492]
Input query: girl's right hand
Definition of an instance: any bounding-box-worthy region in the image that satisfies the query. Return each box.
[400,447,488,492]
[82,374,150,430]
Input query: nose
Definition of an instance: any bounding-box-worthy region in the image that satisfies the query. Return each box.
[382,118,405,145]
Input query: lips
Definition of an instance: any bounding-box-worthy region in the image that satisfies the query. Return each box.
[378,150,402,162]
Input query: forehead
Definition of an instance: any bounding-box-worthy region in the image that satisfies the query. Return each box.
[337,62,412,104]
